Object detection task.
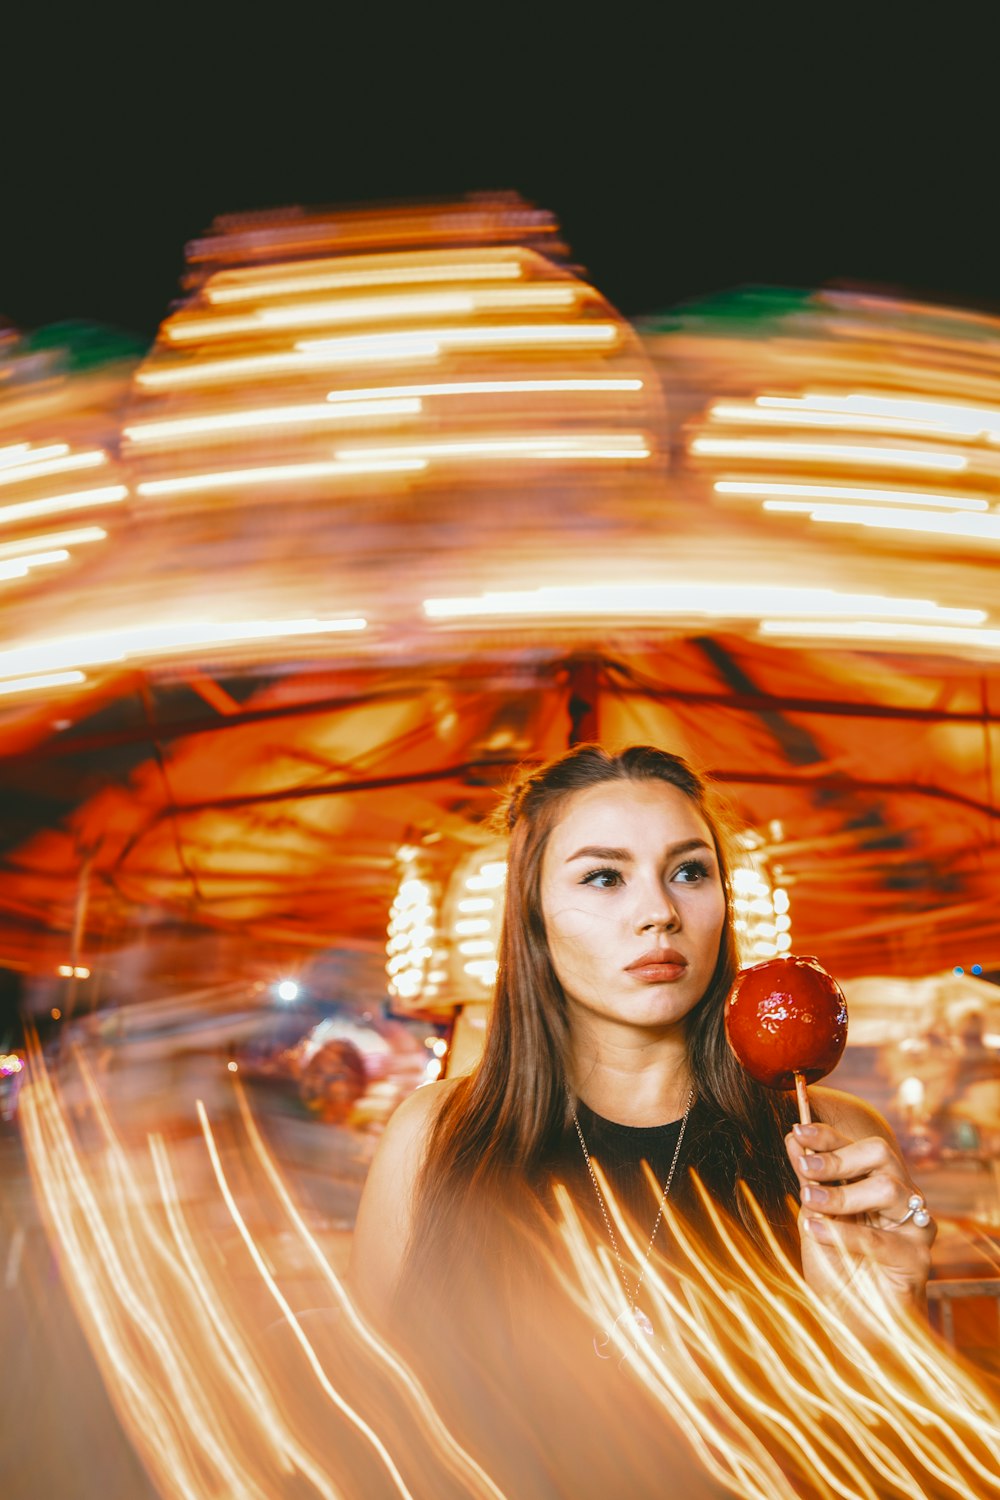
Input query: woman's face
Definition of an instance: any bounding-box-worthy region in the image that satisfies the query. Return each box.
[539,779,727,1036]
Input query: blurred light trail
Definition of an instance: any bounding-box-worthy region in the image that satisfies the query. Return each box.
[165,284,581,342]
[715,481,990,512]
[135,459,426,497]
[323,377,645,401]
[205,256,526,303]
[295,322,620,360]
[124,399,422,444]
[0,615,367,688]
[790,504,1000,543]
[759,620,1000,649]
[0,525,108,559]
[691,438,968,471]
[423,583,983,623]
[0,483,128,528]
[0,548,70,580]
[0,448,108,488]
[759,391,1000,440]
[340,435,650,464]
[0,669,85,696]
[19,1039,511,1500]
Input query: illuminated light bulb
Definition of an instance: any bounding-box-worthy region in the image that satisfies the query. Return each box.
[466,862,507,890]
[772,889,790,913]
[423,583,982,624]
[715,480,990,513]
[276,980,299,1002]
[458,940,494,956]
[73,966,90,979]
[206,257,526,303]
[57,965,73,977]
[457,897,494,913]
[296,322,620,359]
[0,527,107,560]
[775,915,792,933]
[0,449,107,489]
[899,1076,926,1109]
[454,919,490,935]
[123,398,422,443]
[796,504,1000,542]
[464,959,499,979]
[0,671,86,697]
[227,1060,239,1073]
[50,1007,62,1020]
[690,437,967,471]
[136,458,426,497]
[338,435,650,464]
[431,1039,448,1058]
[775,933,792,951]
[0,485,129,529]
[759,619,1000,648]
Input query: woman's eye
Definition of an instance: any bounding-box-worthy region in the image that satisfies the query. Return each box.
[581,867,623,889]
[674,858,711,884]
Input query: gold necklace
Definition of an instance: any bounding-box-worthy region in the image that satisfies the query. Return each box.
[572,1090,694,1356]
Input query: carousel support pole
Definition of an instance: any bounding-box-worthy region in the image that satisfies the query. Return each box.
[567,656,601,746]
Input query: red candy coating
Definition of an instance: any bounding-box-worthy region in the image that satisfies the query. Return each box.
[724,954,848,1090]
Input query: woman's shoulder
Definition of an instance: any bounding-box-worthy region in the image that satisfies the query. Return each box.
[381,1076,462,1153]
[809,1085,896,1142]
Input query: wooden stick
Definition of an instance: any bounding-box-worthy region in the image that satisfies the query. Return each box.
[794,1071,812,1126]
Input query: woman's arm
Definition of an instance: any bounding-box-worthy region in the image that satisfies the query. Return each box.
[348,1079,455,1325]
[784,1086,935,1318]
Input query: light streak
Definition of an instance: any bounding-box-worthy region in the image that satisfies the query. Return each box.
[0,548,70,580]
[0,448,107,488]
[0,616,367,682]
[0,525,108,559]
[690,437,968,471]
[760,391,1000,439]
[0,670,86,697]
[296,322,620,359]
[340,435,649,464]
[18,1035,1000,1500]
[759,620,1000,648]
[136,459,425,497]
[715,480,990,512]
[422,583,983,623]
[20,1041,509,1500]
[0,484,128,529]
[165,285,579,343]
[123,399,421,444]
[710,397,992,440]
[324,377,644,403]
[205,257,526,303]
[785,504,1000,542]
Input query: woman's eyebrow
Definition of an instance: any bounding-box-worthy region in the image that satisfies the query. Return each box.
[564,838,712,865]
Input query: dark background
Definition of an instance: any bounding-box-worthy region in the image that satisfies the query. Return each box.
[4,11,997,339]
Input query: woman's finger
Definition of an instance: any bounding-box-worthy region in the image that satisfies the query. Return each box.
[800,1209,936,1267]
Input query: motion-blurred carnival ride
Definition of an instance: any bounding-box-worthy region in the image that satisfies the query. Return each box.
[0,194,997,1001]
[4,193,1000,1497]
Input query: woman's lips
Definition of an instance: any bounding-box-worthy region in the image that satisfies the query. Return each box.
[626,950,688,982]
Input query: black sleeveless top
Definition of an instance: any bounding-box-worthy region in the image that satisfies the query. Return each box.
[556,1101,693,1246]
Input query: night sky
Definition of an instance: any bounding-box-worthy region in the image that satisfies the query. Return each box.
[5,15,997,340]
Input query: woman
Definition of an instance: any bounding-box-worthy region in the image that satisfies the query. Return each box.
[350,746,933,1493]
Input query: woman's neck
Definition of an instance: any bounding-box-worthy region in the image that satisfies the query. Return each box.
[569,1025,692,1127]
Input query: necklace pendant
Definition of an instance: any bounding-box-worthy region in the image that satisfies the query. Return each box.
[631,1307,654,1340]
[594,1306,655,1360]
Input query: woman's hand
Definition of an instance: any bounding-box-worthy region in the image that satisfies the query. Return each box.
[784,1099,935,1318]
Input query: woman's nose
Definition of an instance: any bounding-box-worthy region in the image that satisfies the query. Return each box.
[635,888,680,933]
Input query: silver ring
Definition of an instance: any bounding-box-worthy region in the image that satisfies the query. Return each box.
[879,1192,932,1230]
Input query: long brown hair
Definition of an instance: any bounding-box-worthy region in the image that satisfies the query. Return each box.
[401,744,800,1302]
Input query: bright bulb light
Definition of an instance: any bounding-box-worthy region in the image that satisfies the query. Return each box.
[276,980,299,1002]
